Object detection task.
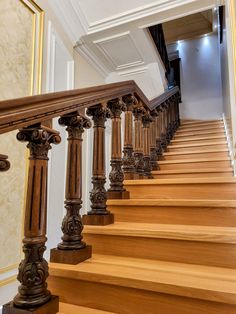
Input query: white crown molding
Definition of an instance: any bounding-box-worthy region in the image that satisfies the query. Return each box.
[86,0,218,34]
[75,39,109,78]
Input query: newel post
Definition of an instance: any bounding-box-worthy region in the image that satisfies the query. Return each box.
[3,124,60,314]
[122,95,136,180]
[142,111,153,178]
[133,102,145,179]
[50,112,92,265]
[83,104,114,226]
[107,98,129,199]
[0,154,10,171]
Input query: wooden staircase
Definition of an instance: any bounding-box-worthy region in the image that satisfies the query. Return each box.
[49,119,236,313]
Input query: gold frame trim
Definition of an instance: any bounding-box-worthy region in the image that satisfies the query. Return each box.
[19,0,44,95]
[0,275,17,288]
[0,264,18,275]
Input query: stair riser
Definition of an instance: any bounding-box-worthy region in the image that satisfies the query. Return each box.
[163,152,228,160]
[159,161,231,170]
[168,144,228,152]
[153,172,233,178]
[125,183,236,200]
[109,205,236,226]
[171,139,226,146]
[174,132,225,139]
[48,277,236,314]
[83,234,236,268]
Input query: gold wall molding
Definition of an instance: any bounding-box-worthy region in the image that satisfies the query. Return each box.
[20,0,44,94]
[0,275,17,288]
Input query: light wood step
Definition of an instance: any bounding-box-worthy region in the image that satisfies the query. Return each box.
[180,120,223,127]
[107,199,236,226]
[180,122,224,129]
[174,130,225,139]
[158,157,231,170]
[168,141,228,152]
[176,126,225,134]
[49,254,236,314]
[171,135,226,146]
[163,149,229,160]
[59,303,115,314]
[124,177,236,200]
[82,223,236,268]
[152,168,233,178]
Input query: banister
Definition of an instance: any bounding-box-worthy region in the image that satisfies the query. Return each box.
[0,80,179,134]
[1,80,180,314]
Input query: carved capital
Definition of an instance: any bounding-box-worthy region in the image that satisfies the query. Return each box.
[107,98,126,118]
[59,112,91,138]
[150,109,158,118]
[133,104,145,121]
[142,111,153,128]
[17,124,61,159]
[86,104,111,127]
[122,94,137,112]
[0,154,10,172]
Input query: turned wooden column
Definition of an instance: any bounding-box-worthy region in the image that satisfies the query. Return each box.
[133,102,145,179]
[50,112,92,265]
[160,103,168,152]
[166,101,172,144]
[107,98,129,199]
[150,110,159,170]
[142,111,153,178]
[156,108,163,160]
[0,154,10,171]
[83,104,114,225]
[3,124,60,314]
[122,94,136,180]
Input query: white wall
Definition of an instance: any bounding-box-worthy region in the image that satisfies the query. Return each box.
[169,34,223,120]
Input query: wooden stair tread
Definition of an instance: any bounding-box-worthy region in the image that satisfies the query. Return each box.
[175,131,225,138]
[107,198,236,207]
[158,157,230,165]
[50,254,236,305]
[168,141,227,148]
[83,222,236,243]
[181,120,223,126]
[153,168,233,174]
[59,303,115,314]
[176,127,225,134]
[164,149,229,155]
[124,177,236,185]
[172,135,225,142]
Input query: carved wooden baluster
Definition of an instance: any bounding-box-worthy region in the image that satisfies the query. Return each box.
[133,102,145,179]
[3,124,60,314]
[107,98,129,199]
[176,92,181,127]
[160,103,167,152]
[150,110,159,170]
[0,154,10,171]
[83,104,114,225]
[156,107,163,160]
[166,101,172,144]
[142,111,153,178]
[122,94,136,180]
[50,112,92,265]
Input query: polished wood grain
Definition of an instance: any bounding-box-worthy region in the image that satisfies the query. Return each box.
[0,81,179,134]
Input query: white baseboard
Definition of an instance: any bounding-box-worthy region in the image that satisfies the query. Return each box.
[222,113,236,175]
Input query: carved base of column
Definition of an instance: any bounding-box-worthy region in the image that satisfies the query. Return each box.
[133,173,144,179]
[50,245,92,265]
[83,214,114,225]
[124,172,135,180]
[107,190,130,199]
[3,296,59,314]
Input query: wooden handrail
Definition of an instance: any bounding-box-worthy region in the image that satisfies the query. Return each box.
[0,81,179,134]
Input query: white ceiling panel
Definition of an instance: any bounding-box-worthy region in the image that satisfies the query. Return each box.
[94,32,144,70]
